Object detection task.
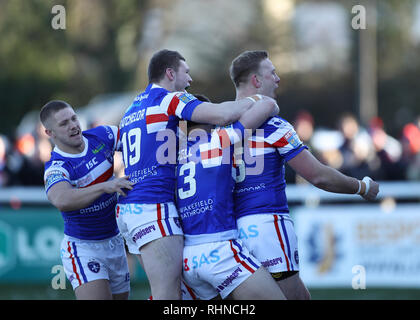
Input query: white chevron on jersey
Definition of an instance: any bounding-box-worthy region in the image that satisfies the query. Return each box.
[71,159,114,188]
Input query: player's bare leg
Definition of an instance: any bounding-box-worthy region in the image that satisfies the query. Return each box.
[139,235,184,300]
[276,272,311,300]
[228,267,286,300]
[74,279,113,300]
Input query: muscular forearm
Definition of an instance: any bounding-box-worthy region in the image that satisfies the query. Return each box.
[49,182,108,212]
[312,165,359,194]
[191,99,254,126]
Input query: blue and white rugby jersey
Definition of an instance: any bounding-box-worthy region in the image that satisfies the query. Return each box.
[43,126,120,240]
[234,116,307,219]
[117,84,203,205]
[176,122,245,245]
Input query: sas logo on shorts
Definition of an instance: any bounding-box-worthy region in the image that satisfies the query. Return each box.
[88,260,101,273]
[294,249,299,265]
[116,204,143,218]
[192,250,220,269]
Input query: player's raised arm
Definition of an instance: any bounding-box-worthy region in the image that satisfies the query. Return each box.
[47,177,133,212]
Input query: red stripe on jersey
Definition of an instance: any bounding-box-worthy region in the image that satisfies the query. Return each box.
[271,137,289,148]
[248,140,273,149]
[167,95,180,116]
[82,166,114,188]
[67,241,82,286]
[229,240,255,274]
[200,148,223,160]
[273,215,290,271]
[146,113,169,124]
[218,129,232,148]
[156,203,166,237]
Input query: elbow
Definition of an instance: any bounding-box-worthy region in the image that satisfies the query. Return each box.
[50,196,72,212]
[217,113,236,127]
[271,102,279,116]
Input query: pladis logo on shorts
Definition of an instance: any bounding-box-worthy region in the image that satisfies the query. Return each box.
[132,225,156,243]
[88,260,101,273]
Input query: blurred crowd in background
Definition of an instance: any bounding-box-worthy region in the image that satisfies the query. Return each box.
[1,109,419,188]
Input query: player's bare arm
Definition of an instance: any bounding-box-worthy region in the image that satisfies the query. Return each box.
[47,176,133,212]
[287,149,379,201]
[238,96,279,130]
[190,98,255,127]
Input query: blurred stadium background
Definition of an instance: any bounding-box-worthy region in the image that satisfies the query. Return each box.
[1,0,420,300]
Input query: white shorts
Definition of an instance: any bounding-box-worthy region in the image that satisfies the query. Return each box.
[237,214,299,274]
[60,234,130,294]
[183,239,261,300]
[116,202,183,254]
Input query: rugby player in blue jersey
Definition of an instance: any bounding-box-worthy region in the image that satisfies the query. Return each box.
[176,94,286,299]
[229,50,379,300]
[41,100,134,300]
[116,49,266,299]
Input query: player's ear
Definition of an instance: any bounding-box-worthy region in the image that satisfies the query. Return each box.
[45,128,53,138]
[251,74,261,89]
[166,68,175,81]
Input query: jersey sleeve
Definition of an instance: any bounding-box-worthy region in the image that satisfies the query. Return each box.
[44,161,72,194]
[160,91,204,120]
[215,121,245,148]
[263,117,307,161]
[101,125,120,152]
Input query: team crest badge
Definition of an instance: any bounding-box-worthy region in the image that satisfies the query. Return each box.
[88,261,101,273]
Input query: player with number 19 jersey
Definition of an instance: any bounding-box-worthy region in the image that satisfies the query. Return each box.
[116,84,204,253]
[118,84,203,204]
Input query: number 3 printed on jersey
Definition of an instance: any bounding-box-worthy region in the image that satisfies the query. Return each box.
[121,128,141,168]
[178,161,197,199]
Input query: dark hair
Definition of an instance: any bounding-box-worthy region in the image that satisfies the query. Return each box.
[40,100,71,127]
[186,94,211,128]
[148,49,186,83]
[229,50,268,88]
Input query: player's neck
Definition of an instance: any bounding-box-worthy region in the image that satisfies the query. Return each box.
[235,87,258,100]
[154,79,176,92]
[54,140,85,155]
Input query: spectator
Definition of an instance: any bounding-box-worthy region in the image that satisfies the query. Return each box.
[337,113,381,180]
[369,117,405,180]
[401,115,420,180]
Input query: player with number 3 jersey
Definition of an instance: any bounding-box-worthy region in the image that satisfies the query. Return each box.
[176,94,286,300]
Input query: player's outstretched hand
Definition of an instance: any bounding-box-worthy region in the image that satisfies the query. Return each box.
[361,176,379,201]
[103,176,134,197]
